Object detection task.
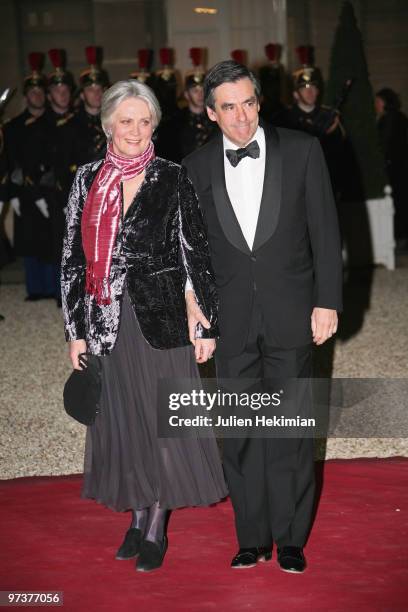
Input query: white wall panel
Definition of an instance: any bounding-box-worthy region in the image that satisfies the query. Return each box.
[166,0,287,74]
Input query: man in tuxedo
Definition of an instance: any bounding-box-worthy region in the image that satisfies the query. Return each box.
[183,61,342,572]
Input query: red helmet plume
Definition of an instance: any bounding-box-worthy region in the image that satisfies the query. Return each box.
[85,46,97,66]
[138,49,151,70]
[28,52,44,72]
[231,49,246,64]
[296,45,314,66]
[159,48,172,66]
[265,43,281,63]
[189,47,202,67]
[48,48,63,69]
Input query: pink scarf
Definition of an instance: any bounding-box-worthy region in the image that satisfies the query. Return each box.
[81,141,155,305]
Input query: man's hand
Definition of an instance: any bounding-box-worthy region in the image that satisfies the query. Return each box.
[69,339,87,370]
[326,114,340,134]
[311,307,338,345]
[195,338,216,363]
[185,290,211,345]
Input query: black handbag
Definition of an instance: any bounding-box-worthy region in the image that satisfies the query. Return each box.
[63,353,102,425]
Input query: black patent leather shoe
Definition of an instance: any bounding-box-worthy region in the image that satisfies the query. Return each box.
[231,546,272,569]
[277,546,306,573]
[115,528,142,560]
[136,536,168,572]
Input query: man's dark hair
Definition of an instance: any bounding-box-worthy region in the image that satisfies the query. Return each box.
[376,87,401,112]
[204,60,261,110]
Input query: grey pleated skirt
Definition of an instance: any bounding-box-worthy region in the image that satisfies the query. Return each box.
[81,291,228,512]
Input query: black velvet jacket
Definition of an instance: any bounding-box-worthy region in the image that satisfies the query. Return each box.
[61,157,219,355]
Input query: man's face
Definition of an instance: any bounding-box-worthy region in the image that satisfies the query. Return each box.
[48,83,71,111]
[81,84,103,111]
[25,86,45,110]
[295,84,319,107]
[206,77,259,147]
[185,85,204,112]
[375,96,385,116]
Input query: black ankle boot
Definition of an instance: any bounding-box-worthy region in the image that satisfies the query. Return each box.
[136,536,168,572]
[115,528,142,560]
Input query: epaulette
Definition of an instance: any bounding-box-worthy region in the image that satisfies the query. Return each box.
[24,116,38,126]
[56,112,75,127]
[156,68,174,82]
[321,104,339,113]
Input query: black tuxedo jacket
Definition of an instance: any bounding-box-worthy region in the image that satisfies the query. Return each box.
[183,123,343,356]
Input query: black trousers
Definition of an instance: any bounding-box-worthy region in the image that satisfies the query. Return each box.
[216,296,315,549]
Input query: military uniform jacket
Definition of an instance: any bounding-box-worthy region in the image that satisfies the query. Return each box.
[61,156,219,355]
[73,106,106,166]
[4,109,54,258]
[43,108,79,196]
[177,107,218,161]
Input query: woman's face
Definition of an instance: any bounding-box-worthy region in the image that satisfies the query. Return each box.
[110,97,154,158]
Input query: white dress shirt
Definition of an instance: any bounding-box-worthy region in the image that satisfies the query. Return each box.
[223,125,266,250]
[185,125,265,294]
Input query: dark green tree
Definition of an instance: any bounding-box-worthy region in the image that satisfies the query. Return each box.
[325,1,387,199]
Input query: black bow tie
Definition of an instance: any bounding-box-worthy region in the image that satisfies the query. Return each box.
[225,140,260,167]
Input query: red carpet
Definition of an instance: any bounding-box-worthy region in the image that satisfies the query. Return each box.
[1,458,407,611]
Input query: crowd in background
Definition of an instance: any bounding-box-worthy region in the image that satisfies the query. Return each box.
[0,44,407,311]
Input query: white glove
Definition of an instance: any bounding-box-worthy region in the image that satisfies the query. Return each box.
[35,198,49,219]
[10,197,21,216]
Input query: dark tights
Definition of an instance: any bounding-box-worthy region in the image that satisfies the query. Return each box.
[131,502,169,543]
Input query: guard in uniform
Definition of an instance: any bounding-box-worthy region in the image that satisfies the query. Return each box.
[285,45,345,197]
[153,47,178,121]
[0,88,14,316]
[129,48,156,89]
[4,53,59,300]
[174,47,217,161]
[0,118,8,272]
[74,46,109,166]
[259,43,287,125]
[43,48,79,305]
[153,48,180,162]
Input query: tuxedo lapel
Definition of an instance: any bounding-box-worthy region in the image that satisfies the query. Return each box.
[210,136,251,255]
[252,124,282,252]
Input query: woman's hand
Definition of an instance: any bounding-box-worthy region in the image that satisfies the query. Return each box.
[185,290,211,345]
[69,339,87,370]
[195,338,216,363]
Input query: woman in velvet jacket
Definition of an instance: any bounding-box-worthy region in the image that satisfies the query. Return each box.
[61,80,227,572]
